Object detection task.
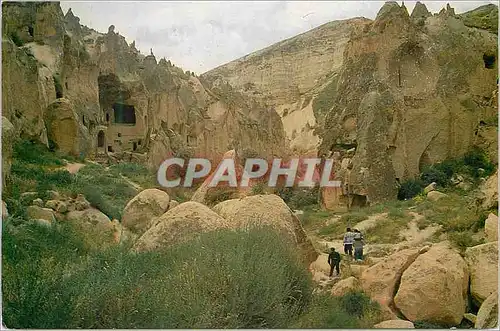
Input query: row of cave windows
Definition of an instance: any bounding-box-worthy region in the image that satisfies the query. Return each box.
[97,131,142,152]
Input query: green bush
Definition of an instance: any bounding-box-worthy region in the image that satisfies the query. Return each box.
[276,186,319,210]
[2,224,313,329]
[250,181,266,195]
[10,32,24,47]
[463,147,495,178]
[340,290,373,318]
[13,140,64,166]
[398,178,424,200]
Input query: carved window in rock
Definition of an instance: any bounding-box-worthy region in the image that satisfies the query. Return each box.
[113,103,136,125]
[97,131,105,147]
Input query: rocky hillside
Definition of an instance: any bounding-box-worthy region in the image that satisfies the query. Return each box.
[203,1,498,207]
[2,2,286,175]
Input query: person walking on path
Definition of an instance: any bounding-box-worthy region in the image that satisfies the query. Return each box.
[353,229,365,261]
[328,247,342,277]
[343,227,354,257]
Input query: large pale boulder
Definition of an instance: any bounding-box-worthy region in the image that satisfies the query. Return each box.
[66,208,111,226]
[121,189,170,235]
[475,291,498,329]
[361,248,420,307]
[133,201,230,252]
[213,194,318,264]
[394,244,469,326]
[464,242,498,304]
[427,191,448,202]
[478,171,498,210]
[484,213,498,242]
[374,320,414,329]
[310,253,330,274]
[66,208,118,248]
[331,276,361,297]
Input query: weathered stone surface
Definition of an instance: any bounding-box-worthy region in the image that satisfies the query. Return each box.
[74,194,91,211]
[212,194,318,264]
[484,213,498,242]
[20,192,38,205]
[459,4,498,34]
[427,191,448,202]
[26,205,56,223]
[463,313,477,324]
[331,276,361,297]
[44,98,90,157]
[32,198,44,207]
[374,320,415,329]
[121,188,170,235]
[394,244,469,326]
[133,201,230,252]
[478,172,498,210]
[361,248,420,307]
[464,242,498,304]
[66,208,111,225]
[475,291,498,329]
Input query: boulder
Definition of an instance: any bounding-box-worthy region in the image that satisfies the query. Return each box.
[2,200,8,220]
[121,188,170,235]
[212,194,318,264]
[331,276,361,297]
[32,198,44,207]
[475,291,498,329]
[463,313,477,324]
[427,191,448,202]
[74,194,91,211]
[394,244,469,326]
[26,205,56,223]
[423,182,437,194]
[20,192,38,205]
[374,320,415,329]
[464,242,498,304]
[310,253,330,274]
[361,248,420,307]
[133,201,230,252]
[66,208,111,226]
[350,264,368,279]
[45,200,68,213]
[46,190,61,200]
[478,171,498,210]
[484,213,498,242]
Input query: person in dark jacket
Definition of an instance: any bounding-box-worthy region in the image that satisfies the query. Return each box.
[328,247,341,277]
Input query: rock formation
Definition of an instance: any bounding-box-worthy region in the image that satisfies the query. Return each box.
[2,2,286,172]
[203,2,498,208]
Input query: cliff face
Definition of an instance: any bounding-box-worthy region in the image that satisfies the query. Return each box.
[203,1,498,206]
[2,2,286,170]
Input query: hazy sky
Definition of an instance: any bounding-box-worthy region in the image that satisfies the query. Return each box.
[60,1,497,74]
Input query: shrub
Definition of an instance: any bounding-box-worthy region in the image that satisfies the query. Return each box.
[288,187,320,210]
[13,140,64,166]
[204,187,237,207]
[10,32,24,47]
[448,231,484,254]
[398,178,424,200]
[463,147,495,178]
[2,225,313,329]
[250,181,266,195]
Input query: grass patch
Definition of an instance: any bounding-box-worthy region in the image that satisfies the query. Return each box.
[108,162,157,188]
[2,221,315,329]
[291,291,381,328]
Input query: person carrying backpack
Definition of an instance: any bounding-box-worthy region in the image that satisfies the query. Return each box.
[328,247,342,277]
[343,227,354,257]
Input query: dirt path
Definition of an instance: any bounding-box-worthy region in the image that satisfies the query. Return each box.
[64,162,86,174]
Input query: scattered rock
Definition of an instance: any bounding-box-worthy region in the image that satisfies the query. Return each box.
[475,291,498,329]
[484,213,498,242]
[45,200,68,213]
[74,194,91,211]
[361,248,420,307]
[374,320,415,329]
[133,201,230,252]
[26,205,56,224]
[32,198,44,207]
[46,190,61,200]
[168,199,180,210]
[213,194,318,264]
[121,188,171,235]
[20,192,38,205]
[423,182,437,194]
[418,245,431,254]
[331,276,361,297]
[394,244,469,326]
[464,242,498,304]
[66,208,111,225]
[2,200,8,220]
[426,191,448,202]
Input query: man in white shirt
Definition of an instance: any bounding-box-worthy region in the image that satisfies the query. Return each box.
[343,227,354,257]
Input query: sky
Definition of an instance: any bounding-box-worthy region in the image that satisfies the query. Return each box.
[60,1,498,74]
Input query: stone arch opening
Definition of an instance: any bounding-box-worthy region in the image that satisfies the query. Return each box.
[97,130,105,148]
